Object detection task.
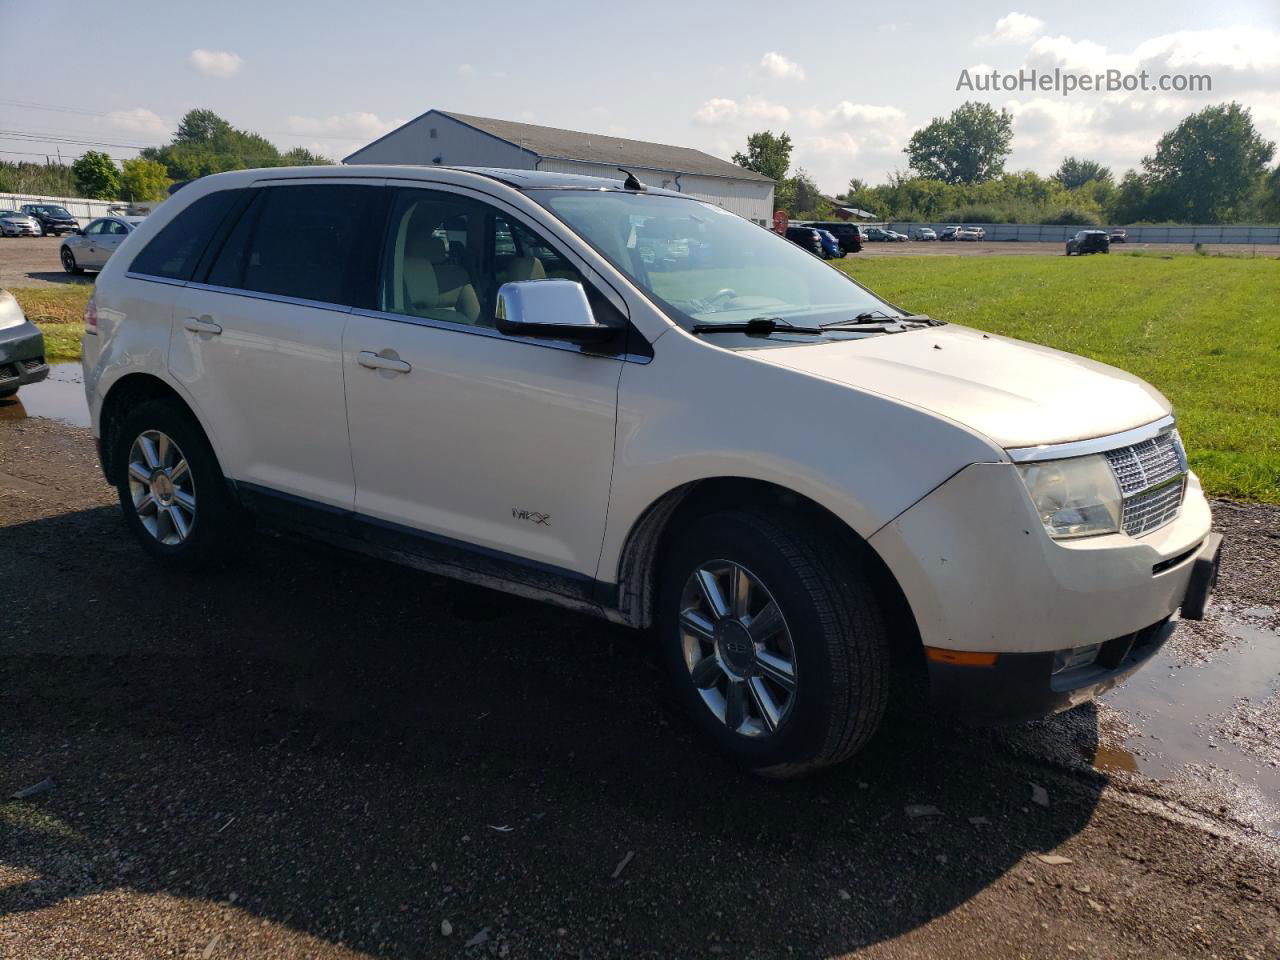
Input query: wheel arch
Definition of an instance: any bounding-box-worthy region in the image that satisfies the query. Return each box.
[611,477,922,654]
[98,372,223,486]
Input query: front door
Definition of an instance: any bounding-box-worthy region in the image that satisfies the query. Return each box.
[343,185,625,585]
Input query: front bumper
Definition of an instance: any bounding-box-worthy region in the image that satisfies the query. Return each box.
[1,223,40,236]
[869,461,1215,655]
[929,615,1176,723]
[0,320,50,391]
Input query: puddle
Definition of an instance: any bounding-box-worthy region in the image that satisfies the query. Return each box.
[0,362,89,427]
[1097,613,1280,834]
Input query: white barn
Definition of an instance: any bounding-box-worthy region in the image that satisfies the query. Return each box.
[344,109,774,224]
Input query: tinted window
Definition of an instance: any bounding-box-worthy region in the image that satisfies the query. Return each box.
[130,189,242,280]
[206,184,376,304]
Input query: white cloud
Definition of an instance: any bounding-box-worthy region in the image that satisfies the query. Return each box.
[758,52,805,81]
[285,112,400,140]
[977,12,1046,46]
[692,96,791,126]
[101,107,168,138]
[457,63,475,77]
[189,49,243,79]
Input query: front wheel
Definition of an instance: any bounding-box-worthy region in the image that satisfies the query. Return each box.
[113,400,244,570]
[60,246,82,274]
[658,509,890,778]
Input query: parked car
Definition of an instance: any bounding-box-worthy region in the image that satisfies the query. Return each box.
[1109,229,1128,243]
[0,210,42,237]
[956,226,986,241]
[20,203,80,236]
[815,229,843,259]
[911,227,937,241]
[798,221,862,254]
[938,226,960,241]
[1066,230,1110,255]
[784,225,825,257]
[862,226,893,242]
[0,289,49,399]
[81,165,1220,777]
[60,216,146,274]
[884,230,909,242]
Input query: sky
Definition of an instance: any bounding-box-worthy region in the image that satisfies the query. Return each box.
[1,0,1278,194]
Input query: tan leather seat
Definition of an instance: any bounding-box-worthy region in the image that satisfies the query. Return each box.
[504,256,545,283]
[403,234,480,324]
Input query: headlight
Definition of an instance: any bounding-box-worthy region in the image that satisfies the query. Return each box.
[1017,454,1122,539]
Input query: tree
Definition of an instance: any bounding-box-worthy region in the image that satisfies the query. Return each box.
[71,150,120,199]
[732,130,792,184]
[1054,157,1113,190]
[905,102,1012,184]
[142,108,329,181]
[119,157,172,202]
[1141,102,1275,223]
[778,169,827,218]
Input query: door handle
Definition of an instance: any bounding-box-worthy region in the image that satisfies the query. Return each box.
[358,350,411,374]
[183,317,222,335]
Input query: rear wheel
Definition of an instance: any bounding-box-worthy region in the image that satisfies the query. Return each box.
[113,400,243,570]
[0,387,18,400]
[60,246,82,274]
[658,509,890,778]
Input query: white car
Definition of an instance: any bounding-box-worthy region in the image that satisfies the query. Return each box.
[80,166,1221,776]
[956,225,986,241]
[61,216,146,274]
[0,210,42,237]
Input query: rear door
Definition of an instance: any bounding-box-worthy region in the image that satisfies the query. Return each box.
[168,179,387,510]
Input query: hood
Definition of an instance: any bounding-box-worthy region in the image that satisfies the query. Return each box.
[745,325,1171,449]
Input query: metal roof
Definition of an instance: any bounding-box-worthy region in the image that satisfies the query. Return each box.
[346,109,772,183]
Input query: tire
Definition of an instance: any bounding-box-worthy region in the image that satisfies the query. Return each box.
[657,508,890,778]
[0,387,18,400]
[61,246,82,275]
[112,399,244,570]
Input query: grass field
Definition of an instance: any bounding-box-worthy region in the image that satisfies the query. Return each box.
[10,253,1278,502]
[11,285,91,363]
[838,254,1280,502]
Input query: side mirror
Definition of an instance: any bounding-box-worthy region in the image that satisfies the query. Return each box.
[74,228,84,236]
[495,279,616,343]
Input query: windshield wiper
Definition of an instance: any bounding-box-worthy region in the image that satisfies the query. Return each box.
[691,317,822,336]
[821,311,940,330]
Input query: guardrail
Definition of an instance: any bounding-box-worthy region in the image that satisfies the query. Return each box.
[886,222,1280,244]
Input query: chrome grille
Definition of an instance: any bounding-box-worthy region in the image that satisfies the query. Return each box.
[1121,478,1186,536]
[1104,428,1188,536]
[1104,431,1185,495]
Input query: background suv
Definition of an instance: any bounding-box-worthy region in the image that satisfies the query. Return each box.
[1067,230,1111,255]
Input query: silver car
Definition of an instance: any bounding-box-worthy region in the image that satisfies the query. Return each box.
[0,210,42,237]
[61,216,146,274]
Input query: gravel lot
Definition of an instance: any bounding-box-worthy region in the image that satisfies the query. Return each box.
[1,396,1278,958]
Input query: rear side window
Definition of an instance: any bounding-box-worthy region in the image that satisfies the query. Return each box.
[205,184,380,304]
[129,189,242,281]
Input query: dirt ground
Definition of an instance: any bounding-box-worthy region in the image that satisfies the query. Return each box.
[3,236,1280,291]
[1,401,1278,959]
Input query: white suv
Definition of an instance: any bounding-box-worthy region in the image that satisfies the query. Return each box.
[81,166,1221,776]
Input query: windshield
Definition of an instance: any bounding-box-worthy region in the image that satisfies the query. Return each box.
[534,191,899,328]
[29,205,71,217]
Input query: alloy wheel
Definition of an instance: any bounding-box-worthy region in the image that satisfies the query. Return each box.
[126,430,196,545]
[678,560,798,738]
[61,248,75,272]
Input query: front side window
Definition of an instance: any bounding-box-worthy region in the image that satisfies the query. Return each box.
[103,220,129,236]
[84,220,106,236]
[130,189,243,281]
[205,184,378,304]
[378,188,592,328]
[535,191,895,330]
